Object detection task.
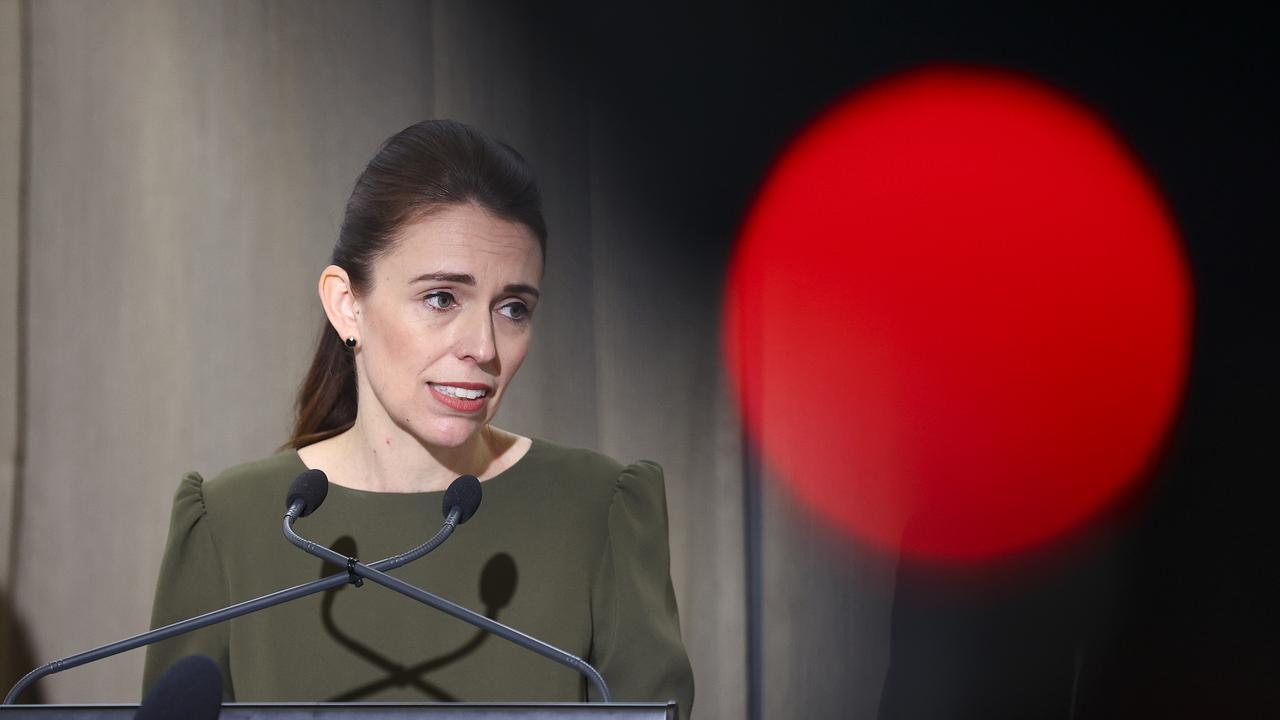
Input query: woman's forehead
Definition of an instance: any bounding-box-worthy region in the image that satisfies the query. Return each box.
[382,205,542,280]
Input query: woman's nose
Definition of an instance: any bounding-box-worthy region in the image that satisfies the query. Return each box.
[454,305,497,365]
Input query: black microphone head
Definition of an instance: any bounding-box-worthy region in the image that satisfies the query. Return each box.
[443,474,482,524]
[286,469,329,518]
[136,654,222,720]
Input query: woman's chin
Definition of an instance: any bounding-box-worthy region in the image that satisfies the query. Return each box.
[415,418,484,449]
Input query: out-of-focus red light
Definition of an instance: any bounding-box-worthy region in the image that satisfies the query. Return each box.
[722,66,1191,563]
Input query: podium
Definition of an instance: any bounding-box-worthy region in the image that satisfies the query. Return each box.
[0,702,676,719]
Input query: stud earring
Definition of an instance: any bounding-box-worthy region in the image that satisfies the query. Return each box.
[345,337,358,349]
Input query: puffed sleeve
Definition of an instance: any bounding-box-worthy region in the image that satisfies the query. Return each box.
[589,461,695,719]
[141,472,233,699]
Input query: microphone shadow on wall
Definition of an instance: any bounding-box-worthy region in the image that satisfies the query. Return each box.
[317,537,518,702]
[0,587,43,704]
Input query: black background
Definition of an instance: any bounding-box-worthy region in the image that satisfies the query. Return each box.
[562,3,1274,717]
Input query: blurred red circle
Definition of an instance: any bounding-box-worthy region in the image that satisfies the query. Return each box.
[723,66,1191,563]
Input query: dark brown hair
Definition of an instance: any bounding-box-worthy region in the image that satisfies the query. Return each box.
[287,120,547,449]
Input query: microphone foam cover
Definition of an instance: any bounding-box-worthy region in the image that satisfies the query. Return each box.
[286,469,329,517]
[443,474,482,524]
[136,654,222,720]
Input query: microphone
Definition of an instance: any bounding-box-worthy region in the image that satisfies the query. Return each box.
[2,471,468,705]
[134,654,222,720]
[283,471,480,573]
[286,470,481,525]
[282,470,613,703]
[442,473,482,524]
[285,468,328,519]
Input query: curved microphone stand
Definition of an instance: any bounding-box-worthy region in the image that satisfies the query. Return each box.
[283,513,614,703]
[2,507,463,705]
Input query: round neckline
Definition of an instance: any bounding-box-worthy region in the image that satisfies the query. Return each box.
[290,436,542,498]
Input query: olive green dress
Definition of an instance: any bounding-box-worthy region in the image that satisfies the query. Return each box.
[142,439,694,718]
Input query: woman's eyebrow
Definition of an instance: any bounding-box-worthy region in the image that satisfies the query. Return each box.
[504,283,541,299]
[410,271,474,285]
[410,272,540,298]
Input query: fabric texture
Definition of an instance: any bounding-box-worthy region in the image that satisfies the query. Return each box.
[142,438,694,718]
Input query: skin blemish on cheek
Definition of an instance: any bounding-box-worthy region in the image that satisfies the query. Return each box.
[385,438,391,446]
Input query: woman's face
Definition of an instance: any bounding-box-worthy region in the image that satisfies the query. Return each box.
[350,203,542,448]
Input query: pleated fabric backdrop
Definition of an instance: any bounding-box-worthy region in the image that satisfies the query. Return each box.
[0,0,766,714]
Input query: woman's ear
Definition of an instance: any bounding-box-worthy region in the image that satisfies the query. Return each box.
[319,265,359,342]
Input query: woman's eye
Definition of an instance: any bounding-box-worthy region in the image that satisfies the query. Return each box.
[425,291,457,310]
[498,301,530,321]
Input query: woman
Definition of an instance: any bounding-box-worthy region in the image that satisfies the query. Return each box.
[142,120,694,717]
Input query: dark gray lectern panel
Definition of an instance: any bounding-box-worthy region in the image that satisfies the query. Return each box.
[0,703,675,719]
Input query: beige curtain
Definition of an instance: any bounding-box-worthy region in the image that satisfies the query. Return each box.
[1,1,752,715]
[1,0,29,699]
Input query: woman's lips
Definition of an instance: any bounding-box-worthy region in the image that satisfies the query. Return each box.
[428,382,490,414]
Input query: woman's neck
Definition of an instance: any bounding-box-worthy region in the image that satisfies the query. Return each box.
[299,416,523,494]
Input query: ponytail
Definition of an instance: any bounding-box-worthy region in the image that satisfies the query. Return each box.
[287,320,358,449]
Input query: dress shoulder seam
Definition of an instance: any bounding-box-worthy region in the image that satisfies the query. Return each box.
[184,470,233,607]
[592,470,628,661]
